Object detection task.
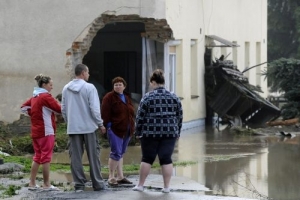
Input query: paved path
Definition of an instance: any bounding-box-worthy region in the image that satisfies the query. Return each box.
[10,175,257,200]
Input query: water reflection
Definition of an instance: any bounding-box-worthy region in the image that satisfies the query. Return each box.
[51,126,300,199]
[51,146,142,165]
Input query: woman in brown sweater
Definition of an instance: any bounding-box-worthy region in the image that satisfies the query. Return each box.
[101,77,135,186]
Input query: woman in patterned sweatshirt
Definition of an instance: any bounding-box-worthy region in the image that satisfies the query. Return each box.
[133,69,183,193]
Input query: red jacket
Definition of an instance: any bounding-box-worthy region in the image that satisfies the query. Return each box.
[21,93,61,139]
[101,91,135,138]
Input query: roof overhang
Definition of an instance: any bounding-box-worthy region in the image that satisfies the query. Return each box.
[206,35,240,47]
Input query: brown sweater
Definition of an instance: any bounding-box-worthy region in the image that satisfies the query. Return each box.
[101,91,135,138]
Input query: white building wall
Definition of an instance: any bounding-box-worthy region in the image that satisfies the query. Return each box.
[166,0,206,122]
[0,0,166,123]
[203,0,268,98]
[165,0,268,123]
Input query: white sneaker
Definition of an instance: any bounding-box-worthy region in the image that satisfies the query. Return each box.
[132,185,144,192]
[161,188,170,193]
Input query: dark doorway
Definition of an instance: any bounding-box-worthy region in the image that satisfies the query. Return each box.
[82,22,145,101]
[103,51,137,93]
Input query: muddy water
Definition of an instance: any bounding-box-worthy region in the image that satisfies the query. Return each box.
[51,127,300,200]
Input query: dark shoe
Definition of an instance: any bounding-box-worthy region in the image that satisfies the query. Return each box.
[74,186,85,192]
[117,178,132,184]
[94,187,106,191]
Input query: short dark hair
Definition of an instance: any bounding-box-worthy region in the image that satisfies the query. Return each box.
[75,64,88,76]
[112,77,127,87]
[34,74,51,87]
[150,69,165,84]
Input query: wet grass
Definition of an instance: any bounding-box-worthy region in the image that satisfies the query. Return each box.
[3,155,198,175]
[229,127,258,135]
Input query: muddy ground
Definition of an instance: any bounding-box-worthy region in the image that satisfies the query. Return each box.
[252,125,300,135]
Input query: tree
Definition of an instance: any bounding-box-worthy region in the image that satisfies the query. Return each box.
[268,0,300,61]
[263,58,300,119]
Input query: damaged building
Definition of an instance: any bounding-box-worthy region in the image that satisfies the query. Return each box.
[0,0,268,130]
[205,57,280,128]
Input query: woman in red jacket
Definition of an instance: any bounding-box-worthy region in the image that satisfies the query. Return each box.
[21,74,61,190]
[101,77,135,186]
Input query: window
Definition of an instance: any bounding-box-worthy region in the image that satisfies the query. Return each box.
[244,42,250,78]
[191,39,198,97]
[256,42,261,86]
[164,40,181,93]
[169,46,176,93]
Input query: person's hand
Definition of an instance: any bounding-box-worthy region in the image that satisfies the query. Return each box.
[99,126,106,134]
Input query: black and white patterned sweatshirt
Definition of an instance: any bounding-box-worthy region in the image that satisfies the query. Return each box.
[135,87,183,138]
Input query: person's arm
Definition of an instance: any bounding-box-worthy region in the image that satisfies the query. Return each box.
[176,97,183,136]
[101,93,112,129]
[44,94,61,114]
[135,96,148,138]
[89,85,106,133]
[61,88,67,123]
[20,98,32,116]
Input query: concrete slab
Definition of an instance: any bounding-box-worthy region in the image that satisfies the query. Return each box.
[12,188,257,200]
[8,175,257,200]
[129,174,210,192]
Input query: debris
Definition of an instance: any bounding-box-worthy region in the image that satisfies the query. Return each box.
[266,118,299,126]
[205,57,280,128]
[277,131,296,138]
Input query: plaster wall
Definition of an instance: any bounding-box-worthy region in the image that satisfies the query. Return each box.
[0,0,165,123]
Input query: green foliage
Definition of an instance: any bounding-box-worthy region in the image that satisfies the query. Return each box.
[296,7,300,53]
[3,156,32,173]
[10,136,33,155]
[54,123,69,152]
[268,0,300,61]
[263,58,300,92]
[2,185,20,197]
[281,102,300,119]
[263,58,300,119]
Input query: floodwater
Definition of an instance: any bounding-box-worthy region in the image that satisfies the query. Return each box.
[50,126,300,200]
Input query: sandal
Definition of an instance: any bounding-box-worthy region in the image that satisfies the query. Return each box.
[117,178,132,184]
[28,184,40,191]
[43,185,60,191]
[108,178,118,186]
